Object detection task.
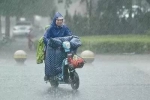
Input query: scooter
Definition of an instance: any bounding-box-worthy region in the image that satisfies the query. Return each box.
[48,41,84,90]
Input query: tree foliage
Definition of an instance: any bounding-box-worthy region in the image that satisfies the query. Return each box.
[0,0,55,17]
[64,0,150,35]
[0,0,56,38]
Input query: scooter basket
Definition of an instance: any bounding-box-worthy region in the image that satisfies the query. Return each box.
[70,55,84,68]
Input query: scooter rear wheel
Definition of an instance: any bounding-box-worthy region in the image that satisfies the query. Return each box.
[50,80,59,88]
[71,72,79,90]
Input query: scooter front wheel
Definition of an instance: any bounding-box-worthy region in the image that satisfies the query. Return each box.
[71,72,79,90]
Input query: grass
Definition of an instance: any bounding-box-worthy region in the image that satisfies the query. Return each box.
[80,35,150,43]
[79,35,150,54]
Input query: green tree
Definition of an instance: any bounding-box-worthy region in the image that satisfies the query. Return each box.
[62,0,147,35]
[146,0,150,4]
[0,0,56,38]
[0,16,1,38]
[0,0,18,38]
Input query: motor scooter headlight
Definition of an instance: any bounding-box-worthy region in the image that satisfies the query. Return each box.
[62,41,70,52]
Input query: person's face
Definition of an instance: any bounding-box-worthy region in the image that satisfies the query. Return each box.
[56,19,63,26]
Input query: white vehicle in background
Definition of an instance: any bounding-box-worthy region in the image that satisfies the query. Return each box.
[12,21,33,38]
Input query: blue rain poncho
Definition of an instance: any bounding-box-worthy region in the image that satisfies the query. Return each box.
[43,12,72,47]
[45,36,81,77]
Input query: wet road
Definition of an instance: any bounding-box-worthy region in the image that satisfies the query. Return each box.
[0,53,150,100]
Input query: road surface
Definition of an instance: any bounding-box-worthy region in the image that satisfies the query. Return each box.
[0,51,150,100]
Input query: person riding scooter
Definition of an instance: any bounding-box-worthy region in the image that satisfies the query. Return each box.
[43,12,72,81]
[27,29,34,50]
